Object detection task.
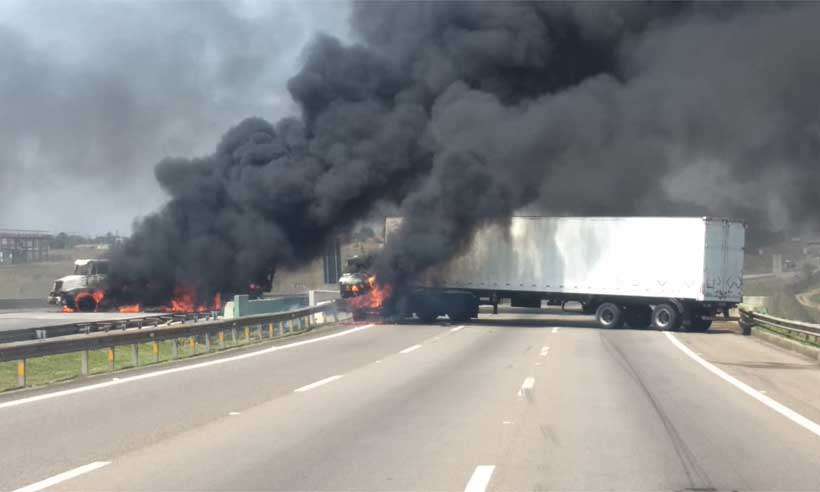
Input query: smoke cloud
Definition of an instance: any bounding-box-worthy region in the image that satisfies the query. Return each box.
[106,2,820,303]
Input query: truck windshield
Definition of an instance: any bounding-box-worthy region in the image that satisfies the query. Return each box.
[73,264,92,275]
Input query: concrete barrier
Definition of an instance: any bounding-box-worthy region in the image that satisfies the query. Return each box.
[0,298,48,310]
[228,294,308,318]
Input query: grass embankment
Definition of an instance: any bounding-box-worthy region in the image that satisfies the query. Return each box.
[0,330,277,393]
[744,270,820,323]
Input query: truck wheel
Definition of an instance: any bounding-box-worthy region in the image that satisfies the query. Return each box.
[651,303,681,331]
[595,303,623,329]
[417,311,437,324]
[624,305,651,329]
[448,311,470,323]
[688,315,712,332]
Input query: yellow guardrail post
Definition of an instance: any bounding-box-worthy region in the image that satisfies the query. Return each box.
[268,322,274,338]
[219,330,225,348]
[152,341,160,362]
[189,336,196,354]
[244,326,250,342]
[108,347,115,371]
[17,359,26,387]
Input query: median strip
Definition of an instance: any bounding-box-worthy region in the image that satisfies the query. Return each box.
[12,461,110,492]
[294,375,343,393]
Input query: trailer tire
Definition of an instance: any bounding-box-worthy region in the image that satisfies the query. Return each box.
[595,303,624,329]
[624,305,652,329]
[688,314,712,332]
[417,311,437,324]
[651,303,681,331]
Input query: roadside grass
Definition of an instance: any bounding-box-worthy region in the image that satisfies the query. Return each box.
[0,326,299,393]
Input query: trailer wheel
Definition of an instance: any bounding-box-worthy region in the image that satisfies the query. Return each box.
[651,303,681,331]
[595,303,623,329]
[448,311,470,323]
[417,311,437,324]
[624,305,651,329]
[688,312,712,332]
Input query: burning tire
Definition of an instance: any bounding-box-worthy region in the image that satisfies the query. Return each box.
[74,292,98,312]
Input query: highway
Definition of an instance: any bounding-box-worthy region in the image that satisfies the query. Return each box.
[2,310,820,491]
[0,309,153,333]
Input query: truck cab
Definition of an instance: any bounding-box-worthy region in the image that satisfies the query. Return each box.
[48,259,109,308]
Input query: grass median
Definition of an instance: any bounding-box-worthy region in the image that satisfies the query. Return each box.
[0,330,260,393]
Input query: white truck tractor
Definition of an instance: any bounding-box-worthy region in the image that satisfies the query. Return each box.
[48,259,109,311]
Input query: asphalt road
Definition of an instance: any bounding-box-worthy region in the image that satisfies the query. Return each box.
[0,309,154,333]
[2,311,820,491]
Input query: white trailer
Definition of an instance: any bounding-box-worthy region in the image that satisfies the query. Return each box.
[384,217,745,331]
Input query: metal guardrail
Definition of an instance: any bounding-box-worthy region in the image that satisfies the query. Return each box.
[0,311,222,344]
[0,300,346,388]
[739,307,820,345]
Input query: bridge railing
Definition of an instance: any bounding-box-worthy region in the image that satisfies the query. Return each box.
[739,307,820,346]
[0,300,347,389]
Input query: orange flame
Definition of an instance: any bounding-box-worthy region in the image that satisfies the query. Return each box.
[162,287,223,313]
[350,276,392,310]
[118,304,142,313]
[93,290,105,305]
[62,305,76,313]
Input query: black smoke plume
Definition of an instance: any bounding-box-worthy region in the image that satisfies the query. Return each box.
[109,2,820,304]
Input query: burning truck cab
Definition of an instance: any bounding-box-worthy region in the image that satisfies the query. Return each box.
[48,259,109,311]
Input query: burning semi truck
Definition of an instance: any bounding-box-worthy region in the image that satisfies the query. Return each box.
[49,258,273,313]
[345,216,745,331]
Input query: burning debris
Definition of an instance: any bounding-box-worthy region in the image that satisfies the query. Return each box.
[94,3,820,307]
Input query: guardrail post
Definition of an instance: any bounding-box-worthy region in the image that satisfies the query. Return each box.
[152,341,160,362]
[190,336,196,354]
[205,333,211,352]
[131,344,139,367]
[81,350,89,376]
[256,325,262,340]
[219,331,225,348]
[268,322,274,338]
[17,359,26,387]
[244,326,250,342]
[231,328,237,345]
[108,348,115,371]
[171,339,178,359]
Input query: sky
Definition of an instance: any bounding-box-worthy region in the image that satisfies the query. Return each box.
[0,0,351,235]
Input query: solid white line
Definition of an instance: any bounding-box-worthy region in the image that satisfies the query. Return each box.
[12,461,111,492]
[399,344,422,354]
[294,375,343,393]
[464,465,495,492]
[665,332,820,438]
[517,376,535,397]
[539,346,550,356]
[450,325,465,332]
[0,324,374,411]
[552,327,559,333]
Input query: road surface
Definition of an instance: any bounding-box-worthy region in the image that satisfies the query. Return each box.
[2,310,820,491]
[0,309,154,333]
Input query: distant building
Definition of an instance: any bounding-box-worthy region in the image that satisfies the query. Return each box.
[0,229,51,264]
